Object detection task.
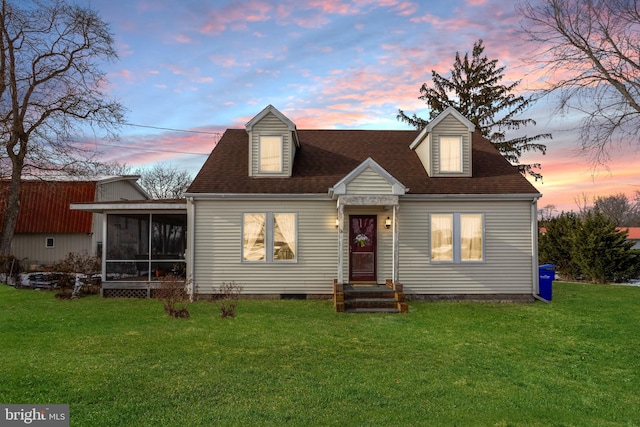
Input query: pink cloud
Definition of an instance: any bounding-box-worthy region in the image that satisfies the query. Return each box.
[307,0,359,14]
[116,41,134,58]
[173,34,193,44]
[107,69,162,89]
[393,2,418,16]
[200,1,272,34]
[162,64,212,84]
[410,13,482,32]
[293,14,331,29]
[92,127,225,168]
[209,54,252,68]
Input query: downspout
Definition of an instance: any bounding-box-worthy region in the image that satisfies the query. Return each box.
[187,197,196,300]
[531,197,549,303]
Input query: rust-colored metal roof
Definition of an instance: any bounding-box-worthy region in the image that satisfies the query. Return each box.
[620,227,640,240]
[0,181,96,233]
[188,129,541,196]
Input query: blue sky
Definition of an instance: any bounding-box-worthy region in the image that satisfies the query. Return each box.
[88,0,639,212]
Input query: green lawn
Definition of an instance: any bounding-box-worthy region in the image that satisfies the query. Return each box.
[0,283,638,426]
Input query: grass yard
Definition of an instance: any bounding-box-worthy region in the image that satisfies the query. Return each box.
[0,282,638,426]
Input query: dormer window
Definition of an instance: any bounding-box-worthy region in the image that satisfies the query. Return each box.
[245,105,299,177]
[259,136,283,173]
[439,136,463,173]
[409,107,475,177]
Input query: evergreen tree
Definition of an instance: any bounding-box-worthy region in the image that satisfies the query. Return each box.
[571,209,638,284]
[398,39,551,180]
[539,212,581,280]
[539,209,639,283]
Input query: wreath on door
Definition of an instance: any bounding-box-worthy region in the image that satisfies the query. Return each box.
[354,233,370,247]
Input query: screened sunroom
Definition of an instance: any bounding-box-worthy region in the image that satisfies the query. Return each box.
[70,200,188,297]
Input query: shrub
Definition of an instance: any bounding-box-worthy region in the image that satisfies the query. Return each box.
[48,252,101,299]
[212,281,242,318]
[156,275,190,318]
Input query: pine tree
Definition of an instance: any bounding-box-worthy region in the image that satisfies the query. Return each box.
[398,39,551,180]
[540,209,639,283]
[539,212,582,279]
[571,209,638,284]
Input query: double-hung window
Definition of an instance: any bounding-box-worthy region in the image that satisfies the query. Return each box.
[439,136,463,173]
[431,213,484,262]
[243,212,297,262]
[259,136,283,173]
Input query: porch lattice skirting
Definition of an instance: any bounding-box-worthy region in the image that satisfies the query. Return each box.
[101,282,161,298]
[334,279,408,313]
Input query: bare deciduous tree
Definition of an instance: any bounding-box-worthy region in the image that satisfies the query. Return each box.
[0,0,125,254]
[137,163,192,199]
[594,193,640,227]
[518,0,640,163]
[538,204,558,222]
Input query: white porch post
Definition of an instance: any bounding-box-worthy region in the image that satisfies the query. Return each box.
[392,204,399,284]
[337,200,345,284]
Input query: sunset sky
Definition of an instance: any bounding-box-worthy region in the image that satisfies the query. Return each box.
[88,0,639,213]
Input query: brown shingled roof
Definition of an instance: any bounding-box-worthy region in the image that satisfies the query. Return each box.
[188,128,540,196]
[0,181,96,233]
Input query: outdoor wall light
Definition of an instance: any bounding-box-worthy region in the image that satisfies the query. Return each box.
[385,217,391,229]
[335,218,340,228]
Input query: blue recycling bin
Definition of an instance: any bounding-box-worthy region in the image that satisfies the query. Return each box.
[538,264,555,301]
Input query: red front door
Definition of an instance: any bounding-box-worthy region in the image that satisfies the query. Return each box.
[349,215,377,283]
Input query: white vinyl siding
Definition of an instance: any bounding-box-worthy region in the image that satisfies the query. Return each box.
[96,180,148,202]
[345,167,393,194]
[413,135,432,175]
[193,199,336,295]
[399,199,535,294]
[192,197,535,296]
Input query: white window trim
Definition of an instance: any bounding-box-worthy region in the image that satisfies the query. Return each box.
[45,237,55,249]
[242,212,298,263]
[258,135,284,173]
[430,213,484,263]
[438,135,463,173]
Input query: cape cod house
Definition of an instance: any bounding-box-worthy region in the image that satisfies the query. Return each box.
[73,105,543,306]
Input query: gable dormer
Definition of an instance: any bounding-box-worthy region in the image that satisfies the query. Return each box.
[245,105,300,178]
[409,107,475,177]
[329,157,408,198]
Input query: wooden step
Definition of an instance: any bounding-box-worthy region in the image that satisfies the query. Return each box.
[335,281,408,313]
[343,284,400,313]
[345,307,400,313]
